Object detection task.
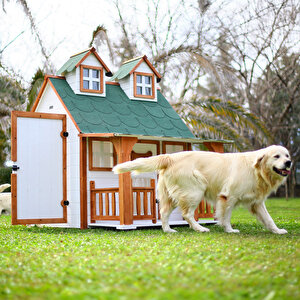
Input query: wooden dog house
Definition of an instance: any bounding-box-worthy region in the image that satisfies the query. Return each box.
[11,48,226,229]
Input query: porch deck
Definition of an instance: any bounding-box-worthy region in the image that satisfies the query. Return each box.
[88,219,217,230]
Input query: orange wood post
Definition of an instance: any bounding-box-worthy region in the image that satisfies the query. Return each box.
[90,181,96,223]
[203,142,224,153]
[80,136,88,229]
[111,136,138,225]
[150,179,157,224]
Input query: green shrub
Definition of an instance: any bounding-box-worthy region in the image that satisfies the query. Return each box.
[0,167,12,191]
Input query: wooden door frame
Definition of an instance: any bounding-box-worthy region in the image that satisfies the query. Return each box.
[11,111,68,225]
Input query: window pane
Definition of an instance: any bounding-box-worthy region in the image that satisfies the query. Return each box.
[83,68,89,77]
[137,86,143,95]
[92,81,100,90]
[166,144,184,154]
[92,141,113,168]
[83,80,89,89]
[145,76,151,85]
[145,87,152,96]
[137,75,142,84]
[92,69,99,78]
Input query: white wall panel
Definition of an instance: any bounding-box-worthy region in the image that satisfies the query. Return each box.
[36,82,81,228]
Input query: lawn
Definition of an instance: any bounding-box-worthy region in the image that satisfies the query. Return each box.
[0,198,299,300]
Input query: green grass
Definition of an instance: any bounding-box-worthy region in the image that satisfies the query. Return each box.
[0,198,299,300]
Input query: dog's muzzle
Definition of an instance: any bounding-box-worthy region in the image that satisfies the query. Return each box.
[273,163,291,177]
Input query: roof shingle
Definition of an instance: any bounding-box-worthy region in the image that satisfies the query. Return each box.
[49,77,195,139]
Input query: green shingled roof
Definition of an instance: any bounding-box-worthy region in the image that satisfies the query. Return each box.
[57,49,90,75]
[49,77,195,139]
[110,57,143,81]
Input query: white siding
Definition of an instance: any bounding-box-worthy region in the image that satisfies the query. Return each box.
[119,61,158,102]
[36,82,81,228]
[65,53,108,97]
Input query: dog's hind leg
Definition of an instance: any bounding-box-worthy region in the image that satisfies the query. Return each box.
[216,195,239,233]
[158,176,177,233]
[180,197,210,233]
[160,199,176,233]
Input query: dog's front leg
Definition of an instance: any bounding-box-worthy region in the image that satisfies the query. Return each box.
[216,196,239,233]
[250,202,287,234]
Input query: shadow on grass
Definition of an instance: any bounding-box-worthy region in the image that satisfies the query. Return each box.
[1,214,299,238]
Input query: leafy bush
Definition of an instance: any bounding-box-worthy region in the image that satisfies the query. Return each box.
[0,167,11,191]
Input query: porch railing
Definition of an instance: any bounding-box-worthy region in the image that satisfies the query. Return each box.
[194,200,215,219]
[132,179,156,223]
[90,179,157,223]
[90,180,213,223]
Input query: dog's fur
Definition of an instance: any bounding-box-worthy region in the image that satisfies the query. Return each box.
[113,145,292,234]
[0,184,11,215]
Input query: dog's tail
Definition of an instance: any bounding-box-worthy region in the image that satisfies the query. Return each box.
[0,183,10,193]
[113,154,173,175]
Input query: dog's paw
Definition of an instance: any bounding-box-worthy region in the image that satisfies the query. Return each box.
[164,228,177,233]
[274,228,288,235]
[225,229,240,233]
[195,226,210,232]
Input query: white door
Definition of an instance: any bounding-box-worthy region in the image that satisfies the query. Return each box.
[11,111,68,225]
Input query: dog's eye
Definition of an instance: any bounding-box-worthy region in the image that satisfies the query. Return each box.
[274,155,280,159]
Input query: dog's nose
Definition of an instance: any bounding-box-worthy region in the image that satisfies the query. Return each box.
[285,160,292,168]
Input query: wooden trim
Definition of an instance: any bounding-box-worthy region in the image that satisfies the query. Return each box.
[91,48,111,73]
[12,111,66,120]
[11,111,66,162]
[78,133,115,137]
[13,218,67,225]
[31,75,66,112]
[31,77,81,133]
[88,137,117,171]
[150,179,157,224]
[61,115,67,222]
[131,151,152,160]
[11,112,68,225]
[11,111,17,162]
[129,55,162,79]
[90,181,96,223]
[31,77,48,112]
[111,136,138,225]
[80,64,104,94]
[136,140,160,155]
[11,174,17,225]
[48,80,81,133]
[75,47,111,73]
[133,72,155,99]
[162,141,188,154]
[80,137,88,229]
[106,81,120,86]
[203,142,224,153]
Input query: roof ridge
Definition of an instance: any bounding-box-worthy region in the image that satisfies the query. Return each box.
[122,55,144,65]
[70,48,92,58]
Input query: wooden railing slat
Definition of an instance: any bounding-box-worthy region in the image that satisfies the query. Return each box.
[105,193,109,216]
[112,193,116,216]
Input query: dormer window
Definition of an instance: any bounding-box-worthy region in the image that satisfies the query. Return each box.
[134,72,155,99]
[80,65,103,94]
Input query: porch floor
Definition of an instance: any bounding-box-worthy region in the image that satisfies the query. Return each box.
[88,219,217,230]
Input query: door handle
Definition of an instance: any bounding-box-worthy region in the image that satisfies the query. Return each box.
[12,165,20,171]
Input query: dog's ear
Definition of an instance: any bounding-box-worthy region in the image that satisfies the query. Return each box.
[254,155,265,168]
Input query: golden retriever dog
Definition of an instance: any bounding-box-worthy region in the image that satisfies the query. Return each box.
[113,145,291,234]
[0,184,11,215]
